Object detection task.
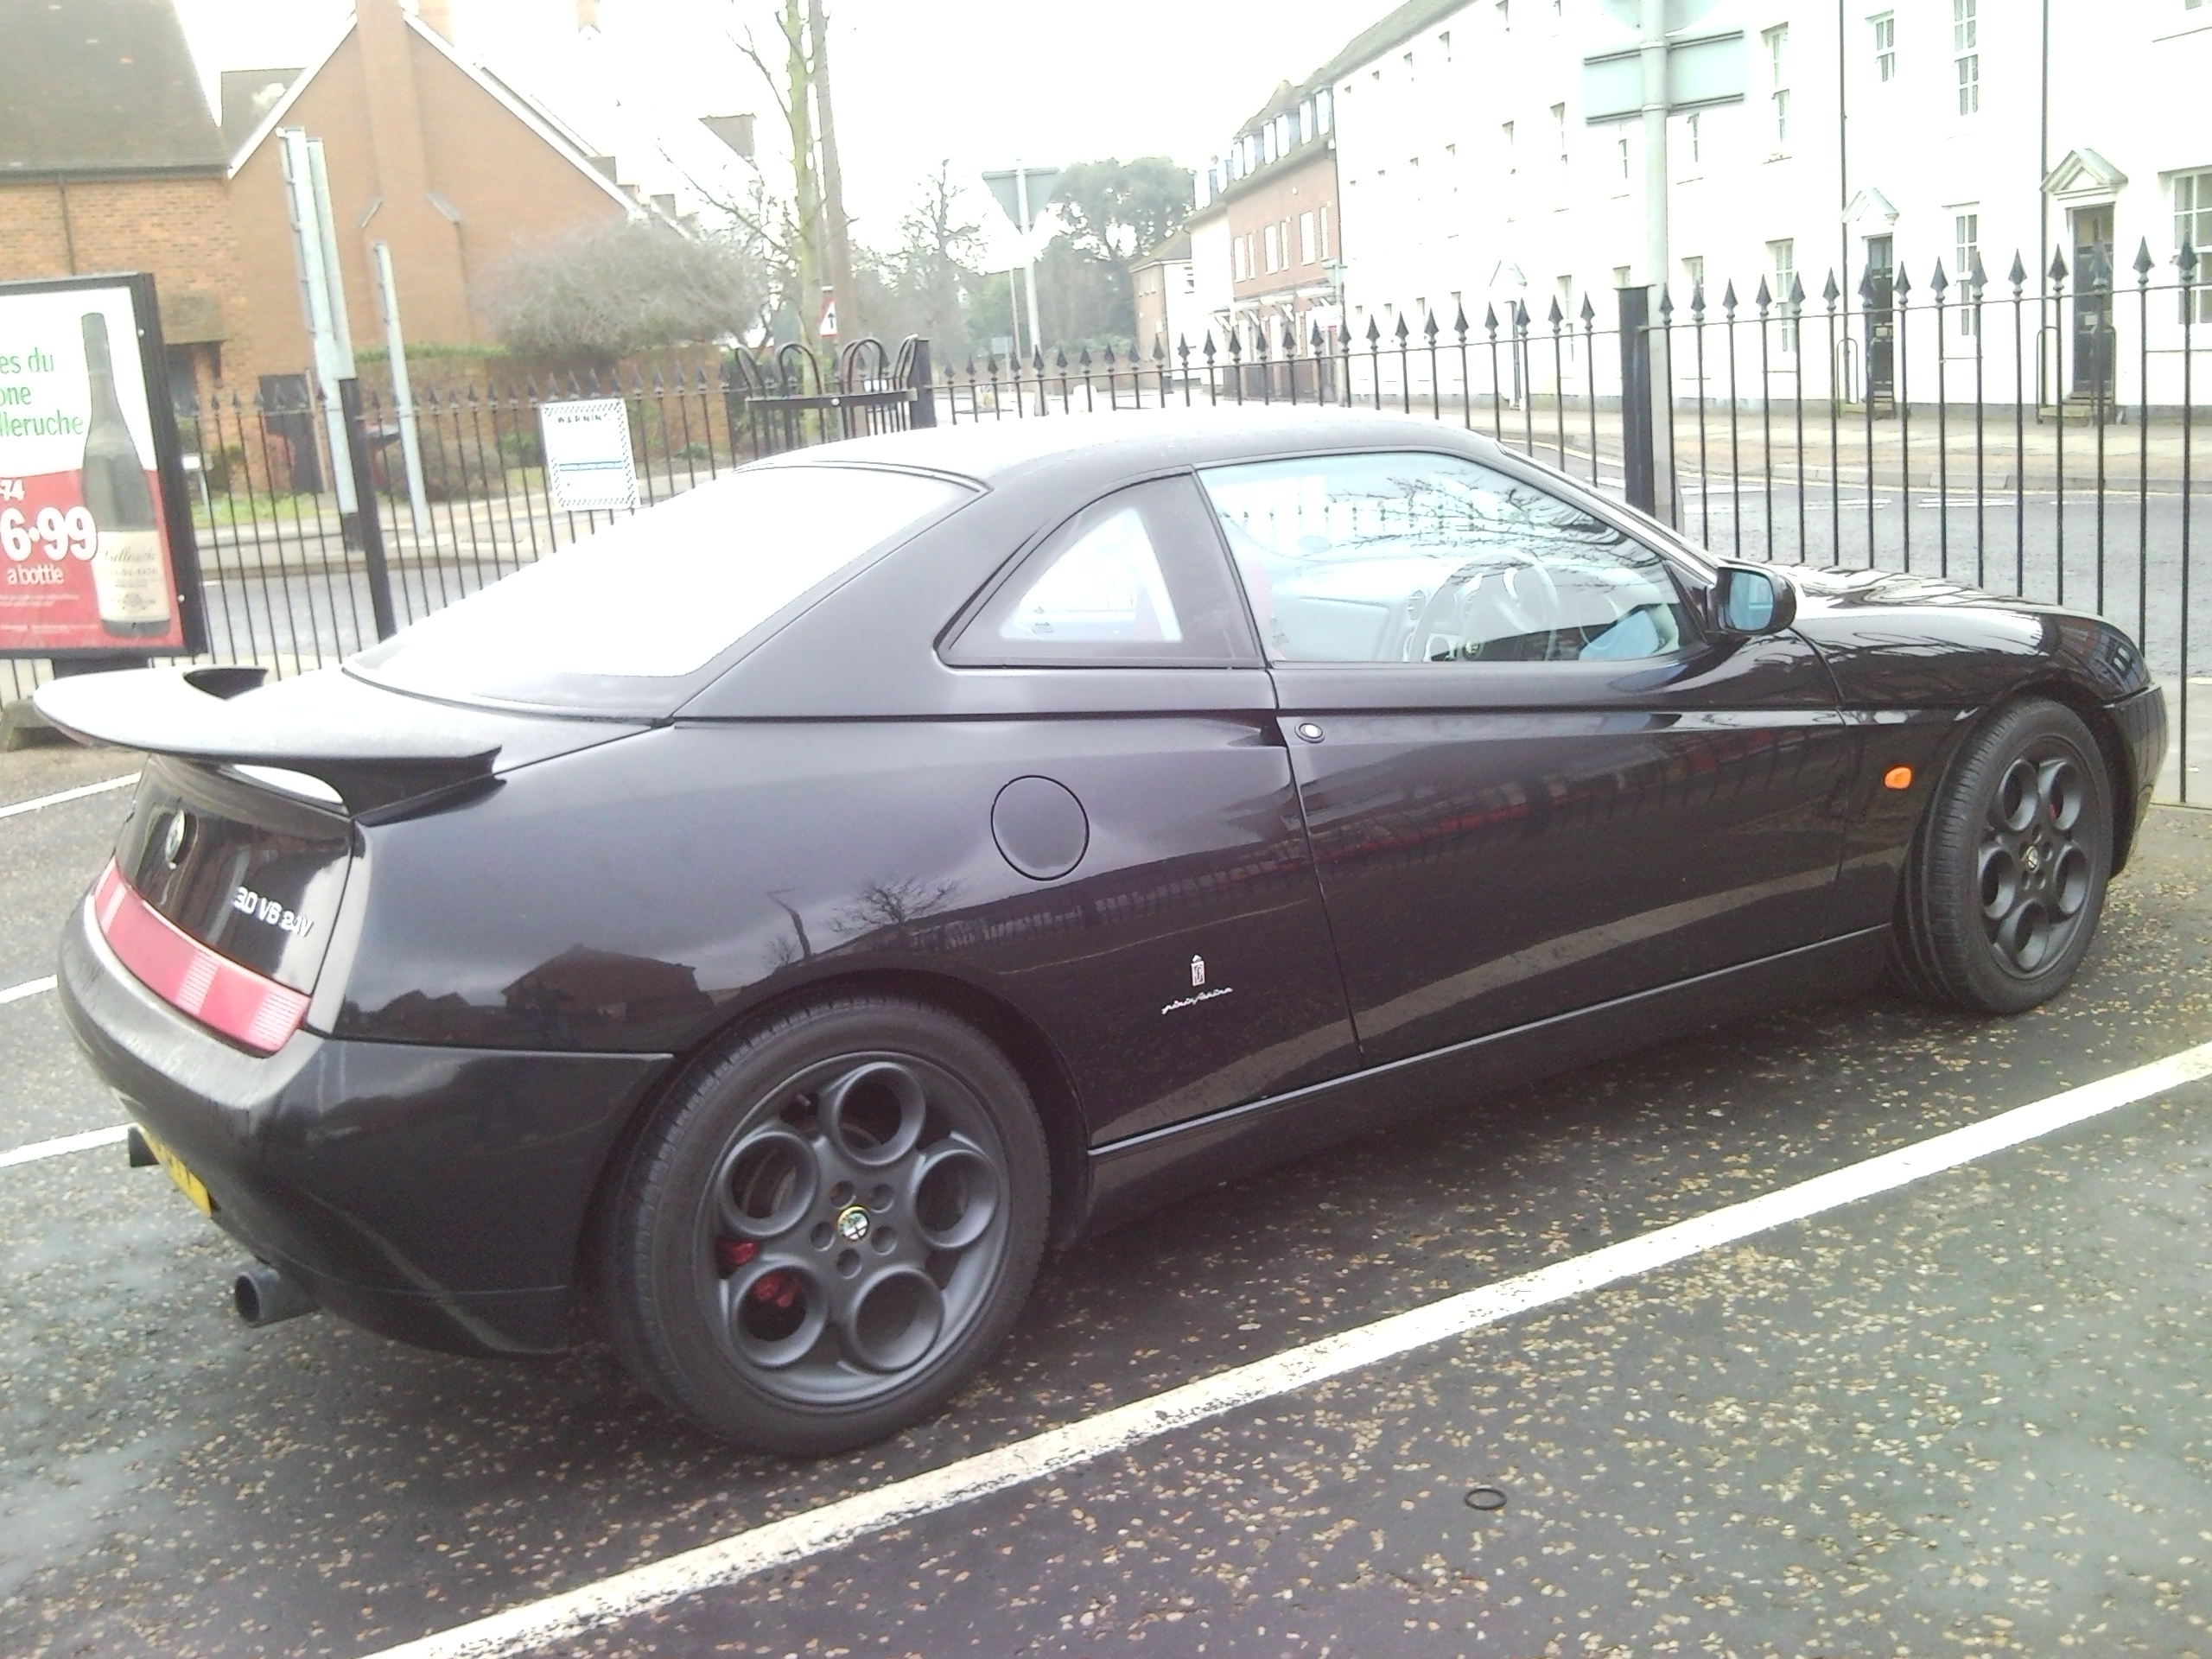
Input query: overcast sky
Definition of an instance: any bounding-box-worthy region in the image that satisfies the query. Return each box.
[172,0,1360,262]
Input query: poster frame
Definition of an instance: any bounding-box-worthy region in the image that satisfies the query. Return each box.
[0,270,210,661]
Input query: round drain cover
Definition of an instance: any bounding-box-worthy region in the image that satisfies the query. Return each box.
[991,776,1089,881]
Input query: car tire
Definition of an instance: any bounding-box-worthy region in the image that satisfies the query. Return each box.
[1891,697,2113,1015]
[598,993,1050,1453]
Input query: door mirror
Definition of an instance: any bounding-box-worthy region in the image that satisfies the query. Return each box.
[1713,564,1796,636]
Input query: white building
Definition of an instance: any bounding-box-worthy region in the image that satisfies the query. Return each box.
[1328,0,2212,405]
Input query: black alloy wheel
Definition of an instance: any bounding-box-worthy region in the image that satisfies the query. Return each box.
[1893,697,2114,1015]
[599,995,1049,1452]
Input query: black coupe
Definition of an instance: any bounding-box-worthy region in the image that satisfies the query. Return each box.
[40,411,2164,1452]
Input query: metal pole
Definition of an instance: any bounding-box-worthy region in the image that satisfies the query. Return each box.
[372,242,430,540]
[1016,164,1043,356]
[278,128,356,515]
[1640,0,1674,521]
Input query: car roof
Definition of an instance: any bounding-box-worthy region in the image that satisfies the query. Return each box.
[755,406,1510,487]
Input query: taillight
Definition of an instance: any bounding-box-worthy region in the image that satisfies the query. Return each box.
[92,861,309,1053]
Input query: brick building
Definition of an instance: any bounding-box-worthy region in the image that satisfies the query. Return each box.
[1,0,653,411]
[1188,76,1344,361]
[0,0,244,408]
[225,0,645,391]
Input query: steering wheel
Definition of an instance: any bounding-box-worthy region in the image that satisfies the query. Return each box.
[1406,553,1561,661]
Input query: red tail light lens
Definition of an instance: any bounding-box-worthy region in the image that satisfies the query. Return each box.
[92,861,310,1053]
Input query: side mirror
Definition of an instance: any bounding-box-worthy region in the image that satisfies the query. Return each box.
[1713,563,1797,636]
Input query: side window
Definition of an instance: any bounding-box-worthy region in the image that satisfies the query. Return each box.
[946,475,1259,666]
[1197,451,1700,664]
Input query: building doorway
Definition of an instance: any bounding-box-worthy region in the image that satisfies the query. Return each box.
[1864,234,1896,407]
[2070,205,2116,403]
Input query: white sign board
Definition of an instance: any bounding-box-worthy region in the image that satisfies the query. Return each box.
[540,397,639,513]
[1582,30,1747,123]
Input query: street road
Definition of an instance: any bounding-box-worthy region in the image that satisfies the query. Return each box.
[3,746,2212,1656]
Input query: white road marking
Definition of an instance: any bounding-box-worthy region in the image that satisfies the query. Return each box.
[0,772,139,821]
[0,1124,128,1171]
[361,1037,2212,1659]
[0,975,55,1006]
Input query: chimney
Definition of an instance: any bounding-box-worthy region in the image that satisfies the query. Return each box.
[415,0,454,41]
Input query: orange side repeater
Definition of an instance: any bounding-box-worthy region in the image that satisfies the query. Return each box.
[1884,766,1915,790]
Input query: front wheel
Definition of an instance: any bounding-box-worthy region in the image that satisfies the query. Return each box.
[599,995,1050,1453]
[1893,697,2114,1015]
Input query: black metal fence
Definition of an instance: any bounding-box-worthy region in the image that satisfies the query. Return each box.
[6,248,2205,803]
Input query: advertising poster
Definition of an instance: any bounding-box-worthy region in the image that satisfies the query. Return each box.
[541,397,639,514]
[0,274,204,658]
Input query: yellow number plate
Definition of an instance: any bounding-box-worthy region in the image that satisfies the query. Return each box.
[139,1128,213,1217]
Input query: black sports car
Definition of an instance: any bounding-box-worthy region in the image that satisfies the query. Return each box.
[41,410,2164,1452]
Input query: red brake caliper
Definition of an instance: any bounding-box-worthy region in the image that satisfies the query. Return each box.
[715,1237,800,1307]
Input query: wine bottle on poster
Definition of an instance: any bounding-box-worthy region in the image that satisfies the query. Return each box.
[79,311,169,638]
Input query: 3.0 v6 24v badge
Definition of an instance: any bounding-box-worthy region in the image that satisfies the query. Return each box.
[232,885,315,938]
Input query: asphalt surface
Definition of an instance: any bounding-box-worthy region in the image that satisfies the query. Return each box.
[3,745,2211,1657]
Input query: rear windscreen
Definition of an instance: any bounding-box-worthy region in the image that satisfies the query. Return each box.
[348,465,970,711]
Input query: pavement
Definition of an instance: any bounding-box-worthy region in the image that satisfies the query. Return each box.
[2,744,2211,1657]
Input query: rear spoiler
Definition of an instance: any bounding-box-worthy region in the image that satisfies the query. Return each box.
[32,666,501,817]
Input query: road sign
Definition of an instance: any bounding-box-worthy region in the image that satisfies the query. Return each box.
[982,166,1061,235]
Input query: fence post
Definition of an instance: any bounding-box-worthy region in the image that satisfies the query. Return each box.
[338,378,398,640]
[907,337,937,429]
[1618,286,1656,514]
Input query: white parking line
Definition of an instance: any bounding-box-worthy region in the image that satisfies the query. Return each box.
[0,772,138,821]
[0,1124,128,1171]
[361,1037,2212,1659]
[0,975,55,1006]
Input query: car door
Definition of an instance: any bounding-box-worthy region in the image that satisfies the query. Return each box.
[1198,448,1855,1069]
[939,471,1362,1145]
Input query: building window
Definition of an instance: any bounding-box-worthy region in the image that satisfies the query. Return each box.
[1319,205,1332,259]
[2176,172,2212,321]
[1440,29,1452,57]
[1954,211,1980,334]
[1686,110,1701,164]
[1954,0,1979,115]
[1764,24,1790,149]
[1617,132,1631,181]
[1263,223,1281,275]
[1872,12,1896,80]
[1502,118,1517,173]
[1497,0,1510,30]
[1683,254,1705,300]
[1318,88,1334,132]
[1300,211,1317,264]
[1769,238,1798,350]
[1552,102,1567,166]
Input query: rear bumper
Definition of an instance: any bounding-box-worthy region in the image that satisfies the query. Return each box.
[58,894,670,1356]
[2110,684,2166,873]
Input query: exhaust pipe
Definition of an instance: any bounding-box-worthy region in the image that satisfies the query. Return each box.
[233,1262,318,1327]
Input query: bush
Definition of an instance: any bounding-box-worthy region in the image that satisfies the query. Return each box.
[487,221,766,362]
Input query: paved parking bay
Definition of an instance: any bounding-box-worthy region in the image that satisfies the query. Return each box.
[3,747,2210,1658]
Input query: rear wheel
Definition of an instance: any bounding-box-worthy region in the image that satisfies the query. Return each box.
[1893,698,2113,1014]
[600,995,1049,1452]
